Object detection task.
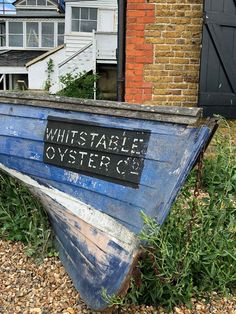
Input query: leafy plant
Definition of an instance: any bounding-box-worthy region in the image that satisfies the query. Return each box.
[57,71,99,99]
[101,288,126,307]
[44,58,54,91]
[0,172,56,259]
[125,120,236,310]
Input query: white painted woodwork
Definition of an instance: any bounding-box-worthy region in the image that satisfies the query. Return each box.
[27,46,66,93]
[0,19,64,51]
[59,43,94,79]
[65,0,117,57]
[95,32,117,61]
[65,33,93,57]
[0,66,27,74]
[0,163,138,252]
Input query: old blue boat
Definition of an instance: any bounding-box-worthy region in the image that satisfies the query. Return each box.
[0,92,217,311]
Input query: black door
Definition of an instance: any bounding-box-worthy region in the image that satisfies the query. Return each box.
[199,0,236,118]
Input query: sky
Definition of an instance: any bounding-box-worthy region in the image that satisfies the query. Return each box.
[0,0,16,14]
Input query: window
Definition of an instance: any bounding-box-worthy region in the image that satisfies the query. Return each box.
[6,21,64,48]
[57,22,64,45]
[19,0,48,5]
[42,22,54,47]
[71,7,97,32]
[9,22,23,47]
[27,0,36,4]
[0,1,16,13]
[26,22,39,47]
[0,22,6,47]
[37,0,47,5]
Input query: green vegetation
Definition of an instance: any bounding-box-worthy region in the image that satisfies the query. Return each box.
[0,173,56,259]
[124,119,236,309]
[57,72,99,99]
[44,58,54,91]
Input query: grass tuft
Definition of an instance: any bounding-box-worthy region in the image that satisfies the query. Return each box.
[0,173,56,259]
[125,119,236,309]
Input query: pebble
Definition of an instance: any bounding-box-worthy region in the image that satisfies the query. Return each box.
[0,240,236,314]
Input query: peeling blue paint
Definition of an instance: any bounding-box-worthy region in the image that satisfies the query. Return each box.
[0,102,216,311]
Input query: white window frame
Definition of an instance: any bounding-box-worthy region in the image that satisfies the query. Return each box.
[16,0,55,7]
[0,20,64,50]
[57,22,65,46]
[8,21,24,47]
[41,21,55,48]
[71,6,98,34]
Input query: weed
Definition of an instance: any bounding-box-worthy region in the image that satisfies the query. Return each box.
[125,120,236,309]
[57,71,99,99]
[44,58,54,91]
[101,288,126,307]
[0,172,56,259]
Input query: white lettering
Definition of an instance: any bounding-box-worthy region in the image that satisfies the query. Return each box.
[108,135,119,151]
[78,131,87,146]
[65,130,70,144]
[116,159,128,175]
[88,153,98,169]
[130,159,140,176]
[56,129,66,143]
[46,128,58,141]
[58,147,68,162]
[45,146,55,160]
[68,150,77,164]
[70,131,78,144]
[96,134,107,149]
[99,155,110,172]
[121,137,129,153]
[78,151,88,166]
[90,133,99,147]
[131,138,141,155]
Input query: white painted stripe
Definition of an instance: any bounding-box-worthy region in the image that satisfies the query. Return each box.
[0,163,139,251]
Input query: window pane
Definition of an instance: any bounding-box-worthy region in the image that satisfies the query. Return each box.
[58,22,64,35]
[27,0,36,5]
[9,22,23,34]
[57,35,64,45]
[42,22,54,34]
[81,8,88,19]
[9,35,23,47]
[42,22,54,47]
[37,0,46,5]
[71,7,97,32]
[26,22,39,47]
[80,20,97,32]
[72,7,80,19]
[72,20,80,32]
[0,22,5,46]
[42,35,54,47]
[57,22,64,45]
[90,8,97,20]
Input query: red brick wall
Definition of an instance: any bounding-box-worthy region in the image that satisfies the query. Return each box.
[125,0,204,107]
[125,0,155,103]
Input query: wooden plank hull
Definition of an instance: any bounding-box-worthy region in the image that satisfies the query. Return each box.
[0,93,217,310]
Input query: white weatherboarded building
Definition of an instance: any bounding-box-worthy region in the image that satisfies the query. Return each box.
[27,0,118,96]
[0,0,65,90]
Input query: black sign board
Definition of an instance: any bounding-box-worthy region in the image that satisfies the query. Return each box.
[43,116,150,187]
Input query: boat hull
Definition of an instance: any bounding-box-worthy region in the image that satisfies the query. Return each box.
[0,93,217,310]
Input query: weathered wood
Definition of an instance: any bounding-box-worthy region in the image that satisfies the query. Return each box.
[0,91,202,124]
[0,96,217,311]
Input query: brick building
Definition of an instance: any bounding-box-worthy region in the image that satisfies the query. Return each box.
[124,0,236,120]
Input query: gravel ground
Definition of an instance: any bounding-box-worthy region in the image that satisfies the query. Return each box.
[0,240,235,314]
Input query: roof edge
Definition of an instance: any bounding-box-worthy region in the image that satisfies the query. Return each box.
[26,44,64,67]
